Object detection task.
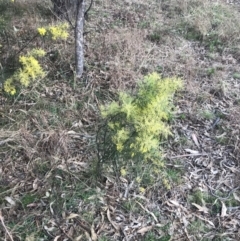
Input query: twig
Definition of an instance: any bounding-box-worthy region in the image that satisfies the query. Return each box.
[192,213,215,227]
[84,0,94,20]
[0,210,14,241]
[169,153,208,159]
[15,33,39,56]
[0,138,14,146]
[204,180,240,201]
[184,228,191,241]
[135,201,158,223]
[0,183,20,196]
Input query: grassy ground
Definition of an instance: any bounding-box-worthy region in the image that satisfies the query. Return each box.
[0,0,240,240]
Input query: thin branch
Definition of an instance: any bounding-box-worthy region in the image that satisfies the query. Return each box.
[0,211,14,241]
[169,153,209,159]
[84,0,94,20]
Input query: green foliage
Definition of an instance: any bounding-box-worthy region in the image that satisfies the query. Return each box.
[100,72,182,172]
[233,72,240,79]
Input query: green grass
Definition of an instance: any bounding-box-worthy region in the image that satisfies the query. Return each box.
[188,189,240,216]
[33,159,51,176]
[147,30,162,43]
[98,237,111,241]
[199,110,215,120]
[166,167,182,185]
[143,232,171,241]
[8,215,47,240]
[20,193,39,209]
[216,135,228,145]
[188,190,206,205]
[207,67,216,77]
[122,199,139,213]
[188,220,209,235]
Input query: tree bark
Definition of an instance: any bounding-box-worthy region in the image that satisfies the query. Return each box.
[75,0,85,79]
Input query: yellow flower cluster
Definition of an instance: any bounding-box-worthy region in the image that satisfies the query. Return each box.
[139,187,145,193]
[37,23,69,40]
[120,168,127,177]
[37,27,46,36]
[113,128,130,152]
[49,23,69,40]
[18,55,45,87]
[163,178,171,190]
[101,72,183,167]
[4,49,46,95]
[4,78,16,95]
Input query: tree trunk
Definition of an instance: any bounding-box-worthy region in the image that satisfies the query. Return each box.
[51,0,85,79]
[75,0,85,79]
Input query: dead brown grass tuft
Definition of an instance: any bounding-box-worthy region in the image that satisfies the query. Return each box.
[87,28,150,90]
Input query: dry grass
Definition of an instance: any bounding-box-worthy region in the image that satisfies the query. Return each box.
[0,0,240,240]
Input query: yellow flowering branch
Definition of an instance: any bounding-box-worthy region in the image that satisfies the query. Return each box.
[37,22,69,40]
[4,49,46,95]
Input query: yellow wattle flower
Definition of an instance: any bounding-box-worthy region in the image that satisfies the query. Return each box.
[3,49,46,95]
[38,27,46,36]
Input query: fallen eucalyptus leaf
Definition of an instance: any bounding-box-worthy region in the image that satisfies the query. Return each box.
[185,149,199,154]
[137,225,153,235]
[192,203,209,213]
[221,201,227,217]
[4,196,16,206]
